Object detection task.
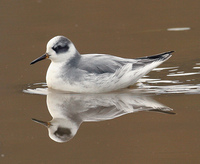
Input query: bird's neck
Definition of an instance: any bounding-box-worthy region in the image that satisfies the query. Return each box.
[51,51,81,67]
[65,51,81,68]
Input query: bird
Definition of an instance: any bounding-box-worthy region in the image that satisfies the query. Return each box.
[30,36,173,93]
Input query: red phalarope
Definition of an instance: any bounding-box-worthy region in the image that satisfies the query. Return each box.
[30,36,173,93]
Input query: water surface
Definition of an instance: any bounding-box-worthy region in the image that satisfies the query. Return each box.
[1,0,200,163]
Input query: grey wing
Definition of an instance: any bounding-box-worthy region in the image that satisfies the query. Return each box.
[77,51,173,74]
[78,54,135,74]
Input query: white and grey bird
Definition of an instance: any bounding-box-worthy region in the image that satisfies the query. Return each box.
[30,36,173,93]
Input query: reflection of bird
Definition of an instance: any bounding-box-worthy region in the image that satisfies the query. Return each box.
[30,89,174,143]
[30,36,173,93]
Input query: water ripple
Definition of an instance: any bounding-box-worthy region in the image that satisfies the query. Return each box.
[137,62,200,94]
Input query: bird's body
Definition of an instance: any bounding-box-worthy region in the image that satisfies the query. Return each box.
[31,36,173,93]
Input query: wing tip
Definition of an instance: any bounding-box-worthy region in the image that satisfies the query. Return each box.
[139,51,174,61]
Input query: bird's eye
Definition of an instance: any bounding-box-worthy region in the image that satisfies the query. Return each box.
[52,45,62,52]
[57,45,62,49]
[52,44,69,54]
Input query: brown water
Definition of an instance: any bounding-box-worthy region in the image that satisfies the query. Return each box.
[1,0,200,163]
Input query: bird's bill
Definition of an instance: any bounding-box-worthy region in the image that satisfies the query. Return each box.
[30,53,49,65]
[32,118,51,128]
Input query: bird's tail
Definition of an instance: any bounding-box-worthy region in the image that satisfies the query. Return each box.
[137,51,174,62]
[112,51,174,90]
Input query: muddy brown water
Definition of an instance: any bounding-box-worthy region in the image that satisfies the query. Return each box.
[1,1,200,163]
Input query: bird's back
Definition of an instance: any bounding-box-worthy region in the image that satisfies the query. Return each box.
[78,53,136,74]
[78,51,173,74]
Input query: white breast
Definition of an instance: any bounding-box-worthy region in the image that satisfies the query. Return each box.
[46,62,64,89]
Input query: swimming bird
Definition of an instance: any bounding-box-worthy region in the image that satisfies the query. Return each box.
[30,36,173,93]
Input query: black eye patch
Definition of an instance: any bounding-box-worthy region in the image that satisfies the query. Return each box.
[52,44,69,54]
[54,127,72,137]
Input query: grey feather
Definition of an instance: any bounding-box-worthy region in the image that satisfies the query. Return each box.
[78,54,135,74]
[77,51,173,74]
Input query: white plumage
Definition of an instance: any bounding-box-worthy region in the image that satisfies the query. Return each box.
[30,36,173,93]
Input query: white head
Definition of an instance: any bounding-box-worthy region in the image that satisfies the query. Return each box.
[30,36,78,64]
[32,118,80,143]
